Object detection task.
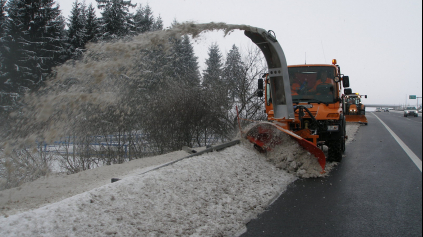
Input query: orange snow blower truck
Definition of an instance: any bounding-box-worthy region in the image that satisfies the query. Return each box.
[344,92,368,125]
[243,29,350,172]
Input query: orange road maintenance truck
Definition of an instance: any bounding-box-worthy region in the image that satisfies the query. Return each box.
[344,92,368,125]
[243,28,350,171]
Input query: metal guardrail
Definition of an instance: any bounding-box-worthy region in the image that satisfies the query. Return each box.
[111,139,241,183]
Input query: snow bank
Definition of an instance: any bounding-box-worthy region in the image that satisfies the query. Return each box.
[0,144,296,237]
[0,150,190,216]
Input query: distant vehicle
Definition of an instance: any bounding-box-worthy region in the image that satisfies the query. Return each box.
[375,108,382,112]
[344,92,368,124]
[383,108,390,112]
[419,108,422,113]
[404,107,418,117]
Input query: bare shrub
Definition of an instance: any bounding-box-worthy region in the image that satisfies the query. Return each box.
[0,148,53,191]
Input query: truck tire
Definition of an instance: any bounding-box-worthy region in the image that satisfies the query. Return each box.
[328,140,343,162]
[328,115,346,162]
[341,116,346,153]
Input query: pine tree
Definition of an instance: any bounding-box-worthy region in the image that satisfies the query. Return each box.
[85,3,100,43]
[166,34,200,86]
[201,43,233,141]
[67,0,86,56]
[152,15,163,31]
[2,0,68,93]
[202,43,223,89]
[0,0,6,41]
[96,0,136,39]
[223,45,245,101]
[133,4,161,34]
[0,0,8,91]
[0,0,6,46]
[180,35,200,86]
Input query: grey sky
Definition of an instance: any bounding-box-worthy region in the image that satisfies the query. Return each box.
[57,0,422,106]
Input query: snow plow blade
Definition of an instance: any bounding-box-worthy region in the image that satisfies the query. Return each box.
[246,122,326,173]
[345,115,368,125]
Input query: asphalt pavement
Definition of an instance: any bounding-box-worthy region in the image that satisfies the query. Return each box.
[241,111,422,237]
[372,110,422,160]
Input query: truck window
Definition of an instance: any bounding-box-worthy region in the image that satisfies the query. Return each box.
[288,66,337,104]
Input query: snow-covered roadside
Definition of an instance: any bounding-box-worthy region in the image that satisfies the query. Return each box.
[0,150,191,217]
[0,124,361,237]
[346,123,360,144]
[0,144,296,237]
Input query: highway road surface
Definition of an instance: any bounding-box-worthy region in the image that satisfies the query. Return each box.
[242,111,422,237]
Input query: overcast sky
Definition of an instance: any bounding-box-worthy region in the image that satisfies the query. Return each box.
[56,0,422,106]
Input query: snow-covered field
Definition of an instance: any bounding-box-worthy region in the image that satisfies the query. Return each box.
[0,124,360,236]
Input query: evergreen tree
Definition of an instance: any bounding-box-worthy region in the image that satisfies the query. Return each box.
[152,15,163,31]
[0,0,8,90]
[96,0,136,39]
[133,4,162,34]
[67,0,86,56]
[202,43,223,89]
[2,0,68,93]
[180,35,200,86]
[85,3,100,43]
[0,0,6,42]
[141,4,153,32]
[222,45,245,101]
[166,34,200,86]
[0,0,6,45]
[201,43,232,140]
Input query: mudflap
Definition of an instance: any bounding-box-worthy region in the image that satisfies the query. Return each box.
[246,122,326,173]
[345,115,368,125]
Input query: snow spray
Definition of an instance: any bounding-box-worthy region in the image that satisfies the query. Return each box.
[2,23,258,151]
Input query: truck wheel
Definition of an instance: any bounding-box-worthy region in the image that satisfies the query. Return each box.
[341,117,346,153]
[328,140,343,162]
[341,136,346,154]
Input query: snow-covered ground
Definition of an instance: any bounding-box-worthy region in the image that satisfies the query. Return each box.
[0,124,360,236]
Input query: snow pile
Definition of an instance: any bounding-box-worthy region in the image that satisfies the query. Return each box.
[0,144,296,237]
[264,137,325,178]
[245,127,327,178]
[241,122,326,178]
[265,123,362,177]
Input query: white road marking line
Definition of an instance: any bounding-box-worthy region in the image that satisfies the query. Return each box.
[372,112,422,172]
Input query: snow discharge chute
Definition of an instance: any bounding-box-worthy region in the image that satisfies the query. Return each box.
[243,28,326,173]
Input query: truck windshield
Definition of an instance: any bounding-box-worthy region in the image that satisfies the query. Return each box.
[289,66,336,104]
[346,97,361,105]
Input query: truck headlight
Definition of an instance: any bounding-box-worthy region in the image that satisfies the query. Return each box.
[327,125,339,131]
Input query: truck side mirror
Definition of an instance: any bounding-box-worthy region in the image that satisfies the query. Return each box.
[257,78,264,97]
[343,76,350,88]
[344,88,352,95]
[365,95,367,98]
